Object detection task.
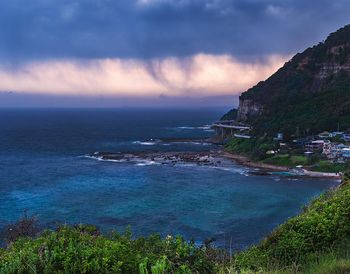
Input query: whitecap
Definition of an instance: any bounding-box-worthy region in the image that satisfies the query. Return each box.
[175,125,213,131]
[197,125,212,130]
[205,165,249,175]
[171,141,211,146]
[82,155,102,160]
[102,159,127,163]
[82,154,127,163]
[135,160,159,166]
[176,126,195,130]
[132,141,156,146]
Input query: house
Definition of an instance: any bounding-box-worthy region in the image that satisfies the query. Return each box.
[293,137,316,147]
[336,143,348,150]
[342,133,350,142]
[323,142,350,160]
[342,148,350,158]
[318,131,331,139]
[330,131,344,138]
[322,142,333,155]
[274,133,283,141]
[306,140,327,151]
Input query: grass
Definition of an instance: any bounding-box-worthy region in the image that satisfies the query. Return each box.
[262,154,308,167]
[301,253,350,274]
[310,160,347,173]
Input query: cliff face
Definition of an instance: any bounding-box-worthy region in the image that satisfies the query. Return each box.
[229,24,350,135]
[236,99,263,122]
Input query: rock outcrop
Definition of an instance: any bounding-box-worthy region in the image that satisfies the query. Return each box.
[236,99,263,122]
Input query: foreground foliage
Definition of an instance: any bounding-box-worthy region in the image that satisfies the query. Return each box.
[0,225,217,273]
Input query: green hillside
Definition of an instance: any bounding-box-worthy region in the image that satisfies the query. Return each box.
[229,25,350,137]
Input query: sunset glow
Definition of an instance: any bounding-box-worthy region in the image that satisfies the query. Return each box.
[0,54,287,97]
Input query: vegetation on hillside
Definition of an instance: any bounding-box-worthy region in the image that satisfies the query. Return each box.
[220,109,237,121]
[252,73,350,137]
[224,24,350,137]
[225,137,277,161]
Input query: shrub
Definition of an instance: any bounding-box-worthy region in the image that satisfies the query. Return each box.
[0,225,217,273]
[4,211,39,244]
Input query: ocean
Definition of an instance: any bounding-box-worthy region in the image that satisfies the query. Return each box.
[0,108,338,249]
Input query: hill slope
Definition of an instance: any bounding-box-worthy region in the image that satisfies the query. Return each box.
[229,24,350,137]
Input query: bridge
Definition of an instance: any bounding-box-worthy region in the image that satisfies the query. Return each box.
[211,123,251,130]
[211,120,252,138]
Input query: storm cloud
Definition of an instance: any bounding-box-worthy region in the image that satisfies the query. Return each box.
[1,0,349,61]
[0,0,349,106]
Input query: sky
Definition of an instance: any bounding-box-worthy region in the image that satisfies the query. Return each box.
[1,0,350,107]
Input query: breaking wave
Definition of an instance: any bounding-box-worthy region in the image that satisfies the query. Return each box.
[132,141,157,146]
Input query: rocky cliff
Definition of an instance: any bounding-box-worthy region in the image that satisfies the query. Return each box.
[228,24,350,136]
[236,99,263,122]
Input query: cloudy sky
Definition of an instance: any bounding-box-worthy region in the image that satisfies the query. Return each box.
[1,0,350,107]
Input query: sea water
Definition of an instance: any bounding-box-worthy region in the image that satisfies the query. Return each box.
[0,108,338,249]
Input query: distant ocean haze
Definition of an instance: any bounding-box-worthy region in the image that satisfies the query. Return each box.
[0,108,338,249]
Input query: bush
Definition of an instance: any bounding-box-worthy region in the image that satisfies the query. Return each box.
[4,211,39,244]
[0,225,217,273]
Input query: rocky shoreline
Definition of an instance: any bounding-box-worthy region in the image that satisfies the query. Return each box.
[87,148,341,179]
[87,150,224,167]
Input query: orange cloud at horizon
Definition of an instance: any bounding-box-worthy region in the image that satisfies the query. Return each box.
[0,54,288,97]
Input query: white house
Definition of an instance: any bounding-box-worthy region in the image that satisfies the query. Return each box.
[342,148,350,158]
[330,131,344,137]
[318,131,331,139]
[343,133,350,142]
